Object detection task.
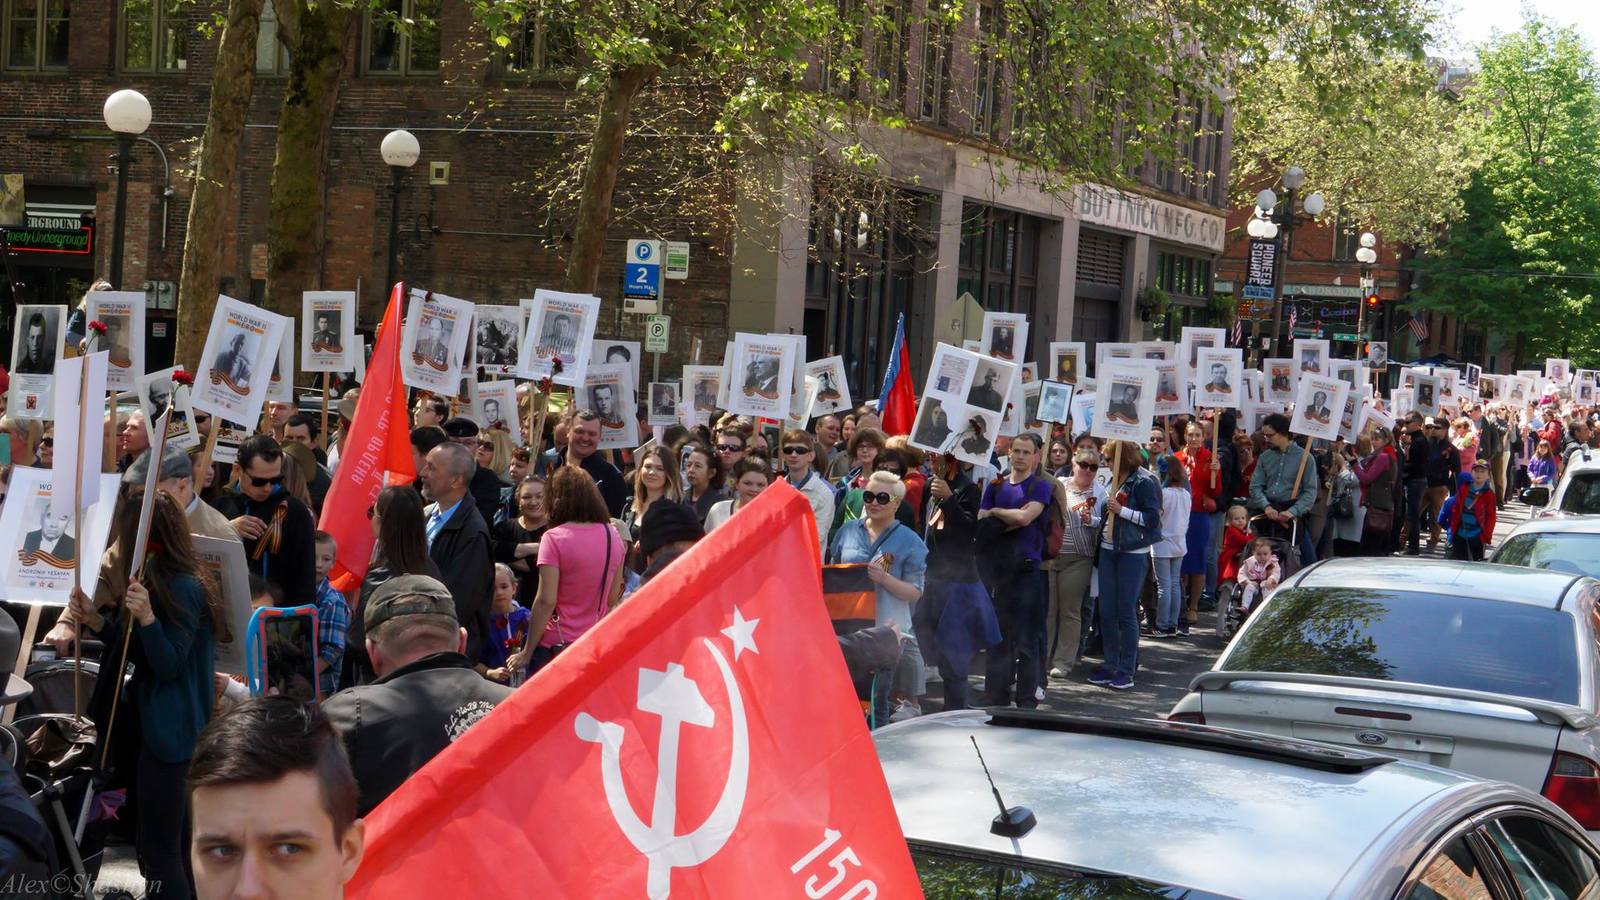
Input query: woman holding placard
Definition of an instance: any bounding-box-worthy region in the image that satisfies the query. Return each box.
[1090,440,1161,691]
[1173,423,1218,635]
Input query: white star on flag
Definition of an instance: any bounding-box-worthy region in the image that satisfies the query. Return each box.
[721,607,760,660]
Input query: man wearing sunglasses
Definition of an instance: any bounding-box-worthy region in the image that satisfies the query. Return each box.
[779,430,833,546]
[213,435,317,605]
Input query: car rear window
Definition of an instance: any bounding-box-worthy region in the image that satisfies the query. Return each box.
[911,845,1229,898]
[1559,472,1600,514]
[1223,589,1580,704]
[1494,533,1600,579]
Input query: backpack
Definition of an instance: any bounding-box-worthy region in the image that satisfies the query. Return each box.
[1041,475,1067,561]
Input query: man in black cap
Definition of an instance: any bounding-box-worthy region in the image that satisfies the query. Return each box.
[636,502,704,583]
[443,416,505,526]
[322,574,512,815]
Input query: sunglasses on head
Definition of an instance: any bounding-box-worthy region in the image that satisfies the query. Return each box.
[782,445,811,455]
[862,491,894,506]
[249,474,285,488]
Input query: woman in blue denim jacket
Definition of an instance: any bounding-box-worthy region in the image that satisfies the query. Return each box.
[1089,439,1163,691]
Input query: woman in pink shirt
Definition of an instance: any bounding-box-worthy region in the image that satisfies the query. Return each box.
[513,466,625,675]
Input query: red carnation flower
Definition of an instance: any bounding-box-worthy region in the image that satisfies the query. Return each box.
[170,369,194,387]
[87,320,108,335]
[537,377,553,393]
[551,357,565,375]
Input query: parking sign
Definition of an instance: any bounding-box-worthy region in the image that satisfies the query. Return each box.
[625,239,662,302]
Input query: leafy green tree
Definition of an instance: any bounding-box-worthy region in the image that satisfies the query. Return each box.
[1414,17,1600,364]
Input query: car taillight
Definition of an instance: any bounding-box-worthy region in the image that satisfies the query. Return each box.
[1542,752,1600,828]
[1167,711,1205,725]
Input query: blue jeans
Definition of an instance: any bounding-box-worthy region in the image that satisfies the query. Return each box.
[1204,508,1225,600]
[983,562,1046,708]
[1153,555,1184,631]
[1097,547,1149,678]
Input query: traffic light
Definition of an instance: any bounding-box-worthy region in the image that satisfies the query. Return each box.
[1366,292,1380,309]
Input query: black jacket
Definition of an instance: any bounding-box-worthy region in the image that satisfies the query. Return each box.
[213,488,317,605]
[1404,428,1430,482]
[429,497,495,661]
[323,652,512,815]
[468,465,504,528]
[577,452,628,518]
[924,476,982,583]
[1425,437,1461,487]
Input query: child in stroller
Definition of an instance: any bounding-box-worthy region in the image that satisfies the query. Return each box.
[1215,519,1302,638]
[1237,537,1282,612]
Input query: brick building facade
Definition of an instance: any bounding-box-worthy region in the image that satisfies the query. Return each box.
[0,1,1234,390]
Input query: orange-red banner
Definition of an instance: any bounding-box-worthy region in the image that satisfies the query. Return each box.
[348,482,923,899]
[318,283,416,594]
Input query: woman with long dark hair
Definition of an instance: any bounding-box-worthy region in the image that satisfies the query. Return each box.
[345,484,440,685]
[71,491,222,899]
[492,475,549,606]
[681,442,727,524]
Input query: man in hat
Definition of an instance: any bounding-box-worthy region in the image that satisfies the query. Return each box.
[442,416,504,526]
[1421,416,1461,551]
[322,575,513,815]
[635,503,705,584]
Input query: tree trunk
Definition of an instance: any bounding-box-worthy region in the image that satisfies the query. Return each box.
[173,0,264,369]
[264,0,356,319]
[562,65,656,294]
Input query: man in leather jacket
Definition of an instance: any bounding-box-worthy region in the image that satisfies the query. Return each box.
[323,575,512,815]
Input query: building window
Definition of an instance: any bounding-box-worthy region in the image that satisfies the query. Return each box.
[1155,249,1212,302]
[503,12,575,75]
[869,0,909,111]
[1332,213,1359,261]
[5,0,69,71]
[365,0,440,76]
[971,0,1002,136]
[958,204,1043,355]
[121,0,186,72]
[255,1,289,75]
[918,15,950,124]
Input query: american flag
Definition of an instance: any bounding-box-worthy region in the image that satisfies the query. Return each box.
[1232,315,1242,346]
[1287,304,1298,333]
[1407,314,1429,342]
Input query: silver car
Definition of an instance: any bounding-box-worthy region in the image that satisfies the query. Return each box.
[1171,557,1600,841]
[1492,514,1600,579]
[876,709,1600,898]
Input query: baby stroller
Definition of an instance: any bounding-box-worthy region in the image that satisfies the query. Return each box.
[1215,517,1302,640]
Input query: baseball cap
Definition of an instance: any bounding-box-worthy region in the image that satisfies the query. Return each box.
[363,574,456,631]
[637,502,704,559]
[443,417,480,439]
[1472,458,1489,470]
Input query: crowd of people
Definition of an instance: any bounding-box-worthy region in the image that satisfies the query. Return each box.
[0,331,1594,898]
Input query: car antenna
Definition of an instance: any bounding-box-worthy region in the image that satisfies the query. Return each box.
[970,736,1036,839]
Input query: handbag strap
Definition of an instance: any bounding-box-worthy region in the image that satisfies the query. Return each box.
[594,526,614,620]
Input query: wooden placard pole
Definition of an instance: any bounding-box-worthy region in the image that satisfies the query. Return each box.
[1108,441,1124,541]
[71,354,91,721]
[106,392,118,473]
[1211,409,1221,490]
[194,417,224,492]
[1289,434,1314,500]
[531,390,551,461]
[2,606,39,726]
[320,372,331,453]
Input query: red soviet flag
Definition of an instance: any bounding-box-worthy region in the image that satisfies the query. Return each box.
[318,283,416,594]
[348,482,923,900]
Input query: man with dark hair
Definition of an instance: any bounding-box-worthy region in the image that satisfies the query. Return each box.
[421,442,494,660]
[214,434,317,603]
[188,697,365,898]
[15,311,52,374]
[324,575,512,815]
[1249,412,1318,564]
[563,410,626,517]
[410,424,449,481]
[413,395,450,429]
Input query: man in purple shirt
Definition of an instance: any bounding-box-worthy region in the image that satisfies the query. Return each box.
[978,432,1054,708]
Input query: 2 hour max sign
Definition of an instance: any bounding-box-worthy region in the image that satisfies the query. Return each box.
[625,239,662,302]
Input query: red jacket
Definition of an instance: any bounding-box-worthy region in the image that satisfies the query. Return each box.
[1176,446,1218,512]
[1449,482,1497,543]
[1218,524,1253,584]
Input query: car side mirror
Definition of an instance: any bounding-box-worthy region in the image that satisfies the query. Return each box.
[1520,485,1550,507]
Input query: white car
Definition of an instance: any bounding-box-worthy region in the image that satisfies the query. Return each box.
[877,709,1600,898]
[1493,514,1600,579]
[1528,449,1600,516]
[1170,557,1600,841]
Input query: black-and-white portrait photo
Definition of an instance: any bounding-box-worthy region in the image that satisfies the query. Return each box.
[1055,351,1079,384]
[537,311,578,358]
[415,312,453,366]
[1299,347,1322,373]
[1368,342,1389,369]
[1417,381,1436,409]
[588,382,623,427]
[102,312,133,367]
[12,307,59,375]
[1204,361,1233,394]
[212,329,259,392]
[475,317,517,368]
[966,361,1006,412]
[602,344,632,367]
[1106,383,1141,425]
[957,413,991,455]
[989,324,1016,361]
[311,311,343,354]
[692,376,718,412]
[649,383,678,418]
[1156,370,1180,402]
[912,398,954,450]
[21,499,74,564]
[146,379,172,423]
[1305,390,1333,424]
[481,397,504,427]
[1038,382,1071,424]
[741,352,782,399]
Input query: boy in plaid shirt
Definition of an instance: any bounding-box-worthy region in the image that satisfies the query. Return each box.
[313,531,350,696]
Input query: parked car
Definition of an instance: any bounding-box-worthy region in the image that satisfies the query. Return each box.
[1524,450,1600,515]
[1492,515,1600,579]
[1170,557,1600,840]
[876,709,1600,898]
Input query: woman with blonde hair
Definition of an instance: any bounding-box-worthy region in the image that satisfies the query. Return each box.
[1450,416,1479,474]
[1091,439,1162,692]
[475,428,517,482]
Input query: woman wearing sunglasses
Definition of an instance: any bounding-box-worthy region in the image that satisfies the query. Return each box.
[828,470,928,723]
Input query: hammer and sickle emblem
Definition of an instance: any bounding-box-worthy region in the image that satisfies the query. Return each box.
[575,637,750,899]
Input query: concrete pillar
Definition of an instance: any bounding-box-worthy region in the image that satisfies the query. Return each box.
[729,160,810,336]
[1121,233,1150,342]
[1040,215,1079,344]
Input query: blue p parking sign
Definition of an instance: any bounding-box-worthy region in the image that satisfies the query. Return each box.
[625,239,662,301]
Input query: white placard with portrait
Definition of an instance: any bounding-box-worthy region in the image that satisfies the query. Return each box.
[399,290,472,394]
[1366,342,1389,369]
[301,292,357,373]
[589,339,641,389]
[137,367,199,452]
[1048,341,1085,386]
[1293,339,1329,377]
[519,289,600,387]
[193,534,254,676]
[908,395,960,456]
[1338,391,1367,443]
[471,379,522,446]
[681,365,723,427]
[1289,374,1349,442]
[725,333,797,420]
[1546,358,1573,385]
[9,304,66,421]
[581,363,639,450]
[647,382,680,428]
[979,311,1028,364]
[1194,347,1243,410]
[1179,327,1225,376]
[1264,357,1296,404]
[1152,359,1189,417]
[1389,388,1415,420]
[0,468,118,606]
[805,356,851,417]
[1505,375,1533,406]
[1413,372,1441,416]
[1037,380,1073,425]
[1090,360,1158,443]
[191,295,290,425]
[86,291,146,392]
[962,352,1018,419]
[471,305,524,376]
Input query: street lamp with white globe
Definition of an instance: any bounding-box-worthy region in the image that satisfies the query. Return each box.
[381,129,420,290]
[1253,165,1326,358]
[103,89,152,289]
